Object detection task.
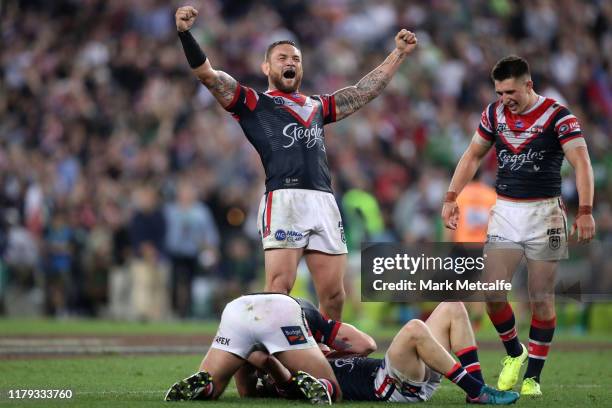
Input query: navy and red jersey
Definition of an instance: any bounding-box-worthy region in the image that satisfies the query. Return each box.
[296,298,341,346]
[225,85,337,193]
[475,95,585,199]
[329,357,383,401]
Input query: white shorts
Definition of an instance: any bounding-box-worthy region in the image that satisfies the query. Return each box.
[258,189,348,254]
[210,294,317,359]
[485,197,568,261]
[374,355,441,402]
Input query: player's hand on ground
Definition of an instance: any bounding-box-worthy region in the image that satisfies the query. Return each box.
[176,6,198,32]
[395,29,417,55]
[571,214,595,243]
[441,201,459,230]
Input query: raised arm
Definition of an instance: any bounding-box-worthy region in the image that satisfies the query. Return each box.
[332,29,417,121]
[175,6,238,108]
[442,138,492,230]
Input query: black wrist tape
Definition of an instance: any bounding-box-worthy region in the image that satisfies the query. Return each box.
[178,30,207,68]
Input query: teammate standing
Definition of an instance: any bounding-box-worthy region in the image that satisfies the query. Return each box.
[442,56,595,396]
[175,6,417,319]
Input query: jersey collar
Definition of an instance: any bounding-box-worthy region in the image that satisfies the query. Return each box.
[265,90,307,106]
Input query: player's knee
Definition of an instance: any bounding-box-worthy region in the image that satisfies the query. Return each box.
[442,301,469,320]
[531,301,555,320]
[265,274,292,293]
[320,287,345,306]
[401,319,428,343]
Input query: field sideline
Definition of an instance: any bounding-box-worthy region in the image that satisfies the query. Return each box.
[1,319,610,407]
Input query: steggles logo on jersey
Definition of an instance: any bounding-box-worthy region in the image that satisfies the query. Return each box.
[498,148,546,171]
[282,122,325,150]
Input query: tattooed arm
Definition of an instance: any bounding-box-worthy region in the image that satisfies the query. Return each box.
[194,62,239,109]
[175,6,238,108]
[333,29,418,121]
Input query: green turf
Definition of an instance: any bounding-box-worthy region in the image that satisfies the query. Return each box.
[0,351,610,407]
[0,319,220,336]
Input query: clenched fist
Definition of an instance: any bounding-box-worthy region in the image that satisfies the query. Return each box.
[395,29,418,55]
[176,6,199,32]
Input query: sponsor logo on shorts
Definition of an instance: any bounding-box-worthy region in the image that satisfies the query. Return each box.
[214,336,231,346]
[338,221,346,244]
[281,326,308,345]
[275,229,304,242]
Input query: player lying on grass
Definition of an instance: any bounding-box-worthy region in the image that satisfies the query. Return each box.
[164,293,340,404]
[238,301,520,405]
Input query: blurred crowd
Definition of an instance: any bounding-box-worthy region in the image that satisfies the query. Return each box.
[1,0,610,320]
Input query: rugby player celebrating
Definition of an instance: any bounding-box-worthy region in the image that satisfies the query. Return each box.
[442,56,595,396]
[175,5,417,320]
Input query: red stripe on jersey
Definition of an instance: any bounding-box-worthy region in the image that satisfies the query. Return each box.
[329,95,336,122]
[326,321,342,347]
[528,342,550,357]
[266,90,307,106]
[281,105,318,128]
[559,134,583,145]
[225,84,243,111]
[245,88,258,111]
[477,127,494,141]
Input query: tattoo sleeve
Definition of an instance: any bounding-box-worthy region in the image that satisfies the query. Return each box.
[333,49,406,121]
[204,70,238,108]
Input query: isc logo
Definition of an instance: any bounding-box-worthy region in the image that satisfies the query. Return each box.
[547,228,562,235]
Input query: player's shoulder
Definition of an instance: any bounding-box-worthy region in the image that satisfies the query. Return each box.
[541,96,573,114]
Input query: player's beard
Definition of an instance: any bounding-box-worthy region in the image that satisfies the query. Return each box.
[269,69,302,93]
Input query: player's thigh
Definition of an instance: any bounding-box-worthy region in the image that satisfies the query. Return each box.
[386,323,427,382]
[275,347,338,381]
[305,251,346,294]
[526,259,558,301]
[264,248,303,288]
[482,248,524,302]
[424,302,469,351]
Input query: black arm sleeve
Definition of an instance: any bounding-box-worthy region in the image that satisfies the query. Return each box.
[296,298,338,345]
[178,30,207,68]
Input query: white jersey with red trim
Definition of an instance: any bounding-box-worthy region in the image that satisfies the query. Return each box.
[475,95,585,199]
[225,85,336,193]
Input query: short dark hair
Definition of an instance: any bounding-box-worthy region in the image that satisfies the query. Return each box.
[491,55,530,82]
[265,40,298,61]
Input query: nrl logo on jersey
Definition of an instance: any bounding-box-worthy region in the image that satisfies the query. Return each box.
[282,122,325,150]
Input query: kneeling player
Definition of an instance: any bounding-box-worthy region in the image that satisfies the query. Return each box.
[244,302,519,405]
[164,293,340,403]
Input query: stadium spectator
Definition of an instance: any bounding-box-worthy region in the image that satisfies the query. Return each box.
[0,0,609,320]
[165,179,219,318]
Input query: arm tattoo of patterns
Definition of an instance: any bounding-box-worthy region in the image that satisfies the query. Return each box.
[333,50,403,121]
[208,70,238,106]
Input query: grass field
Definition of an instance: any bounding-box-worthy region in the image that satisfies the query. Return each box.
[1,319,610,407]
